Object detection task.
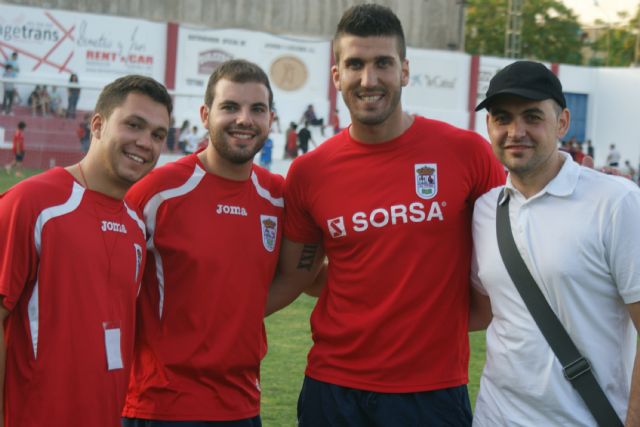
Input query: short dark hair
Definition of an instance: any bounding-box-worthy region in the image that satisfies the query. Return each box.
[333,4,406,61]
[204,59,273,109]
[94,75,173,118]
[17,121,26,130]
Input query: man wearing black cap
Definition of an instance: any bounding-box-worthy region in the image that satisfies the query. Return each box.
[470,60,640,426]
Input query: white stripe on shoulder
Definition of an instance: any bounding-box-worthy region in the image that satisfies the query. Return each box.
[34,181,85,254]
[142,163,206,318]
[251,171,284,208]
[124,201,146,238]
[31,180,85,359]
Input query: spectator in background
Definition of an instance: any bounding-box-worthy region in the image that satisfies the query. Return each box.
[330,108,341,134]
[49,86,63,117]
[39,85,51,116]
[606,143,621,167]
[2,64,16,115]
[586,139,594,158]
[177,119,190,153]
[624,160,637,182]
[28,85,41,115]
[300,104,325,136]
[77,113,91,153]
[272,103,282,133]
[572,142,585,165]
[184,125,200,154]
[285,121,298,159]
[4,121,26,177]
[5,51,19,73]
[66,73,80,118]
[166,116,176,152]
[297,121,316,154]
[259,135,274,170]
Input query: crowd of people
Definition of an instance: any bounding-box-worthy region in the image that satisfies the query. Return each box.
[1,51,81,118]
[1,4,640,427]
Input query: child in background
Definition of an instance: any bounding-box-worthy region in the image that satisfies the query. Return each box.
[259,136,273,170]
[5,121,26,177]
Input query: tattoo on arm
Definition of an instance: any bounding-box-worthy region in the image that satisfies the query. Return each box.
[297,244,318,271]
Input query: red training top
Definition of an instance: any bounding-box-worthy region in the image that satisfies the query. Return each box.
[0,168,146,427]
[285,116,505,393]
[123,153,284,421]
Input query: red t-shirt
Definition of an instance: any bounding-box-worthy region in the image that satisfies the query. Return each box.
[0,168,146,427]
[12,129,24,154]
[285,116,505,392]
[123,154,284,421]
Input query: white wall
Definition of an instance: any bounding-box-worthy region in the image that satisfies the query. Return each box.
[590,68,640,167]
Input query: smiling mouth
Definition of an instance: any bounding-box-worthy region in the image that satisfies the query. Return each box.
[228,129,257,140]
[505,145,533,150]
[124,152,146,164]
[357,94,384,103]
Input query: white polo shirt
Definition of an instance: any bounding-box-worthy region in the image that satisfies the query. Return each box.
[471,152,640,426]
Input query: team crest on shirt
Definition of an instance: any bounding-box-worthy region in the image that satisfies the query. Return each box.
[133,243,143,282]
[415,164,438,200]
[260,215,278,252]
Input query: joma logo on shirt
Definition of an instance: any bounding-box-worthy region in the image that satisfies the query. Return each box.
[101,221,127,233]
[216,204,248,216]
[327,201,444,237]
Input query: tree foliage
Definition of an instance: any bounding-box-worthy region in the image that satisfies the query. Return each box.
[465,0,584,64]
[589,6,640,66]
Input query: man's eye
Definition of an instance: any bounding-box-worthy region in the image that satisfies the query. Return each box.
[152,133,166,142]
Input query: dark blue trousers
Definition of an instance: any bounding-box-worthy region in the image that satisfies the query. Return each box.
[297,376,472,427]
[122,416,261,427]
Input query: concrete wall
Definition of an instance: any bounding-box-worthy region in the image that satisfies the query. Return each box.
[0,0,465,50]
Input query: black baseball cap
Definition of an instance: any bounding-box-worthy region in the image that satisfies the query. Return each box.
[475,61,566,111]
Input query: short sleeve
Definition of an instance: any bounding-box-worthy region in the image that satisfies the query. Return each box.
[605,189,640,304]
[283,158,323,243]
[0,187,38,310]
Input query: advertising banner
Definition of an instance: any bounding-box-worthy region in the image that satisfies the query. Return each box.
[0,3,166,109]
[174,26,331,132]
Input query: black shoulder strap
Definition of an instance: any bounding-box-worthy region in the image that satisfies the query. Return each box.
[495,188,623,427]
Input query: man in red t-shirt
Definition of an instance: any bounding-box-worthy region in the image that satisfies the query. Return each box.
[0,76,172,427]
[4,121,26,177]
[122,60,282,427]
[266,4,505,426]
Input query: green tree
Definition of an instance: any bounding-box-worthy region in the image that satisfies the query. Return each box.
[465,0,584,64]
[590,6,640,66]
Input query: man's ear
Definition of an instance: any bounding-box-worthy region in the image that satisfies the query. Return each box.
[331,65,341,92]
[401,58,409,87]
[90,113,102,139]
[557,108,571,139]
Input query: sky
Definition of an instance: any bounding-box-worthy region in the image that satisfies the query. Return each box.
[561,0,640,24]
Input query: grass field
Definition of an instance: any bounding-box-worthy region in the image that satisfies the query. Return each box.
[1,172,487,427]
[0,168,42,191]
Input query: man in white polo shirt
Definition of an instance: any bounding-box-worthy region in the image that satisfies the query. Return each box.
[470,61,640,426]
